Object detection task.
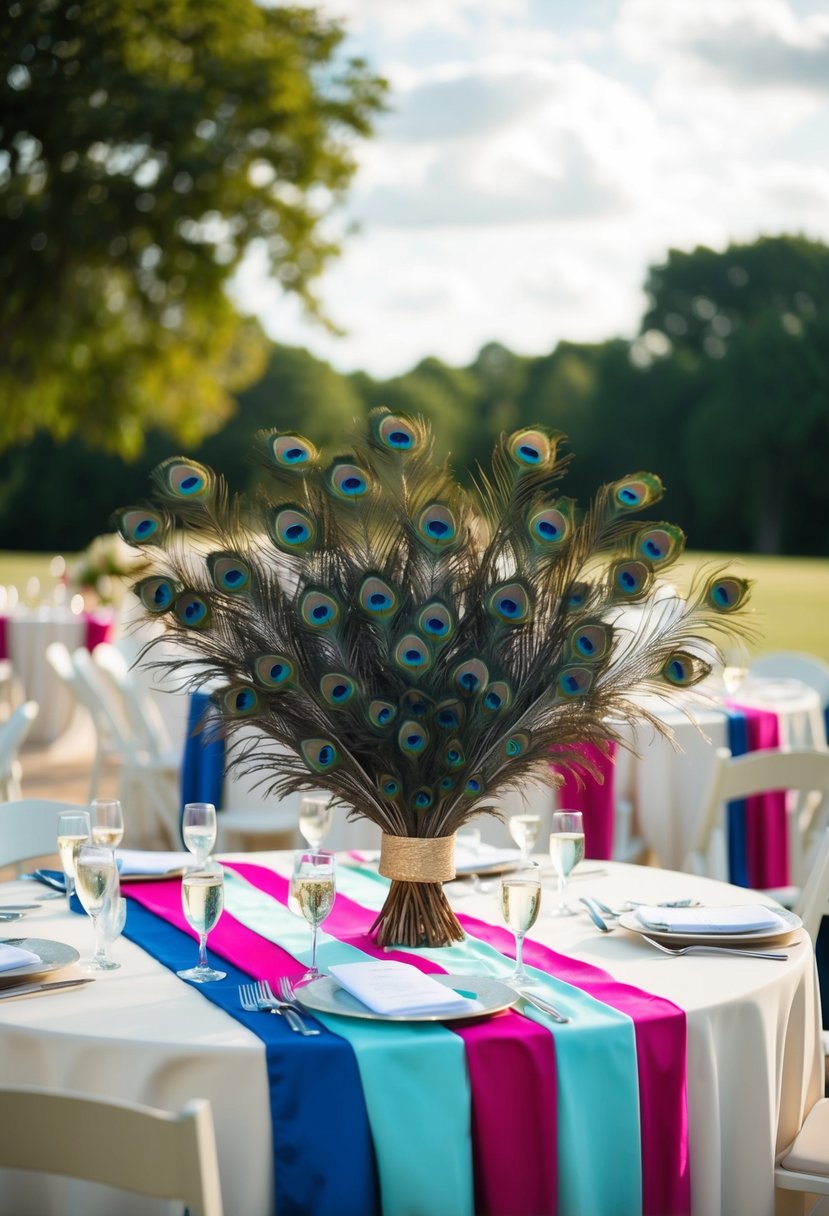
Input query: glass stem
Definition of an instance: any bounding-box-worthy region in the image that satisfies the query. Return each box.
[558,873,566,911]
[514,931,525,979]
[197,933,208,969]
[92,914,107,965]
[66,874,75,911]
[310,923,319,975]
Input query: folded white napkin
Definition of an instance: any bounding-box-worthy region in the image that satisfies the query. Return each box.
[454,845,522,875]
[0,943,41,973]
[328,961,480,1017]
[115,849,192,877]
[634,903,789,934]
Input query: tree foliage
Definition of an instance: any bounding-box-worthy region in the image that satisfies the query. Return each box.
[0,0,386,454]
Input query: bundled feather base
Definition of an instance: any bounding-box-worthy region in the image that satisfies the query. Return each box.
[115,409,754,947]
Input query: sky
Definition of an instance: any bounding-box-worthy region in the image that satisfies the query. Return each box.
[232,0,829,379]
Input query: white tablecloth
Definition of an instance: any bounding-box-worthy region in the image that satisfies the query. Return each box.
[0,857,821,1216]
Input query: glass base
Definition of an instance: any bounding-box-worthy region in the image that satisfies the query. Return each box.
[176,963,226,982]
[548,905,577,917]
[292,967,320,988]
[83,958,121,971]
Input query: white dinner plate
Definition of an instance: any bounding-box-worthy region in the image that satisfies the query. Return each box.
[0,937,81,983]
[618,907,802,947]
[454,848,523,876]
[294,972,518,1022]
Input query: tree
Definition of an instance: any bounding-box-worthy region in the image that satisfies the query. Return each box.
[0,0,386,455]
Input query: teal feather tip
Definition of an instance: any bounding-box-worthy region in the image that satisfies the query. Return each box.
[326,459,372,501]
[705,576,751,613]
[207,552,253,595]
[371,410,425,454]
[173,591,211,630]
[300,739,340,773]
[485,580,533,625]
[215,684,259,717]
[299,588,340,630]
[270,505,316,552]
[152,457,213,501]
[662,652,709,687]
[368,700,397,728]
[134,575,178,614]
[320,673,356,708]
[610,472,664,512]
[258,430,318,471]
[252,654,295,691]
[358,575,398,618]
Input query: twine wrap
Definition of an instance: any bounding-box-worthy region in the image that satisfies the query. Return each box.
[379,833,456,883]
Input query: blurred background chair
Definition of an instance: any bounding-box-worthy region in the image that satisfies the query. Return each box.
[0,1088,223,1216]
[750,651,829,749]
[92,641,176,761]
[774,1097,829,1214]
[0,797,83,874]
[0,700,38,801]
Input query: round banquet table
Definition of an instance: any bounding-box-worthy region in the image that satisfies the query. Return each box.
[0,855,821,1216]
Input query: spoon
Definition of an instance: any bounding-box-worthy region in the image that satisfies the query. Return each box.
[579,897,612,932]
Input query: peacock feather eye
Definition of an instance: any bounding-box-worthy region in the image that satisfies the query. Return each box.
[299,588,340,631]
[528,501,573,547]
[326,460,371,500]
[134,576,177,614]
[503,732,529,758]
[438,776,456,793]
[152,457,212,500]
[443,740,465,769]
[358,575,398,618]
[485,580,533,625]
[393,634,432,677]
[416,601,454,642]
[705,576,751,613]
[482,681,512,713]
[398,719,429,756]
[611,471,663,512]
[556,665,594,698]
[115,507,165,546]
[271,506,316,552]
[320,673,356,708]
[300,739,340,773]
[173,591,211,630]
[411,787,433,810]
[400,690,433,719]
[435,699,464,730]
[662,651,709,686]
[453,658,489,697]
[463,774,485,797]
[368,700,397,728]
[416,502,457,548]
[374,411,421,453]
[567,621,612,662]
[378,774,402,800]
[506,427,555,469]
[207,552,252,595]
[610,559,653,599]
[636,522,685,565]
[252,654,295,690]
[565,581,590,611]
[216,683,259,717]
[269,432,318,470]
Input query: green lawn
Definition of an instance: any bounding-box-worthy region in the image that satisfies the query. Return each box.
[1,548,828,662]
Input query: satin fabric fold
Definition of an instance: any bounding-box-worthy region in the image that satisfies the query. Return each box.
[180,690,226,820]
[726,700,787,887]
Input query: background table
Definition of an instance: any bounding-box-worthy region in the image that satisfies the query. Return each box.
[0,856,820,1216]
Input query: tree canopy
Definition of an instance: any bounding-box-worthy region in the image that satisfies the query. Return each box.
[0,0,386,455]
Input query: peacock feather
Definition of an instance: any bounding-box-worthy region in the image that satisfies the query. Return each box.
[115,407,755,843]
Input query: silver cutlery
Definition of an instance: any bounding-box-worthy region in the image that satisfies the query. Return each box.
[0,912,26,922]
[0,977,95,1000]
[274,977,323,1036]
[517,988,571,1024]
[0,905,40,912]
[238,982,319,1035]
[579,896,612,932]
[638,934,788,961]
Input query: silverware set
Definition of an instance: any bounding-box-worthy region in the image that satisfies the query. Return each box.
[238,980,320,1036]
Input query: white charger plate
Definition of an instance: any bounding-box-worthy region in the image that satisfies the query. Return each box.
[295,972,518,1022]
[0,937,81,983]
[618,907,802,947]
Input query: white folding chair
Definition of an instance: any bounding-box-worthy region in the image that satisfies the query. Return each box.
[683,747,829,899]
[0,700,38,801]
[45,641,121,803]
[0,798,83,873]
[92,640,176,760]
[775,1097,829,1213]
[0,1087,223,1216]
[750,650,829,750]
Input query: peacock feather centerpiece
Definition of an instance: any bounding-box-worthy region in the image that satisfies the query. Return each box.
[115,410,752,947]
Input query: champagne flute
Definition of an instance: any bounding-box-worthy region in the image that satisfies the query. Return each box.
[500,862,542,986]
[56,811,91,908]
[297,795,333,850]
[289,850,336,985]
[181,802,217,866]
[75,844,120,970]
[722,640,750,697]
[100,884,127,965]
[549,810,585,917]
[508,813,541,858]
[177,864,226,982]
[91,798,125,848]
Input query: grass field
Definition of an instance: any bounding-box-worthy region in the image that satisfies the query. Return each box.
[2,548,828,661]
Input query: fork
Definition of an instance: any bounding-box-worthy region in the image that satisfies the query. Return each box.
[638,934,788,961]
[238,983,318,1035]
[259,980,320,1036]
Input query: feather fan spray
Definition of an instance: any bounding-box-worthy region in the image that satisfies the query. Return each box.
[115,410,753,946]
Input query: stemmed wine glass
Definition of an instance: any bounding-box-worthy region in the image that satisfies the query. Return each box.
[91,798,124,848]
[289,850,336,986]
[75,843,120,970]
[499,862,542,986]
[100,884,127,965]
[508,813,541,858]
[548,810,585,917]
[181,802,217,866]
[177,863,226,983]
[57,811,91,909]
[297,796,333,850]
[722,640,750,697]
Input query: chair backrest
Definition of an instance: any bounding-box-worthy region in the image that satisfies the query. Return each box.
[92,641,173,759]
[0,798,84,870]
[0,700,39,798]
[750,651,829,708]
[684,746,829,887]
[70,646,138,759]
[796,827,829,943]
[0,1087,223,1216]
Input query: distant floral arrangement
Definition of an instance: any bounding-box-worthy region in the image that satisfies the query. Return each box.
[67,533,149,606]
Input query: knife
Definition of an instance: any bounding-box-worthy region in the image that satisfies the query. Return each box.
[0,978,95,1000]
[0,905,40,912]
